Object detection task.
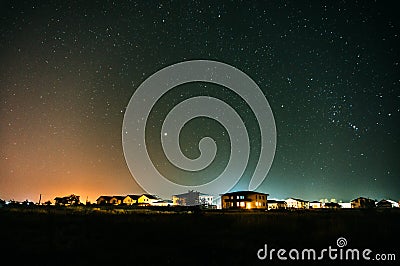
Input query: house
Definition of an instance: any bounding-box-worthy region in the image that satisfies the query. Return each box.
[110,196,126,205]
[376,199,398,208]
[172,190,214,206]
[96,196,113,205]
[267,200,287,210]
[338,202,352,208]
[137,194,160,206]
[199,193,214,206]
[351,197,375,208]
[123,195,140,205]
[309,201,322,209]
[221,191,268,210]
[54,194,80,206]
[285,198,309,209]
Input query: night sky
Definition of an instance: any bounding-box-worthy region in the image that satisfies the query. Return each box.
[1,1,399,203]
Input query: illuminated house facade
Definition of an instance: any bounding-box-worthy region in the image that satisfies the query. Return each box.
[123,195,140,205]
[109,196,125,205]
[137,194,160,206]
[221,191,268,209]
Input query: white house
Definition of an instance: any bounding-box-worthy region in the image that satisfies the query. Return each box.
[285,198,309,209]
[338,202,352,208]
[199,193,214,206]
[309,201,322,209]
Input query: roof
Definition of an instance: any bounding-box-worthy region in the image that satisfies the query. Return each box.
[221,191,269,196]
[96,196,113,201]
[286,198,309,203]
[126,195,140,200]
[140,194,158,200]
[267,200,286,204]
[377,199,395,206]
[173,191,199,197]
[54,195,79,200]
[153,200,173,204]
[172,190,213,197]
[111,196,126,200]
[350,197,375,202]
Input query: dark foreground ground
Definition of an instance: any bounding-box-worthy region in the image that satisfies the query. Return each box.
[0,206,399,266]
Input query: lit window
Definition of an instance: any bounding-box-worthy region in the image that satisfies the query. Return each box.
[240,202,245,207]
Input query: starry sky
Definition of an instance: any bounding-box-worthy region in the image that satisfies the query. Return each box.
[1,1,399,203]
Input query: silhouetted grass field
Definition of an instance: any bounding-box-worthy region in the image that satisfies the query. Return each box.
[0,206,399,266]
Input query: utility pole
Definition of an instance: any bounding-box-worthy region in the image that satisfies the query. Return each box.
[38,194,42,205]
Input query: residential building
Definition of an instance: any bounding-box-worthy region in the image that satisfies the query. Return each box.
[123,195,140,205]
[351,197,375,208]
[137,194,159,205]
[285,198,309,209]
[110,196,126,205]
[172,190,214,206]
[199,193,214,206]
[267,199,287,210]
[96,196,113,205]
[54,194,80,206]
[221,191,268,209]
[309,201,322,209]
[377,199,398,208]
[338,202,352,208]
